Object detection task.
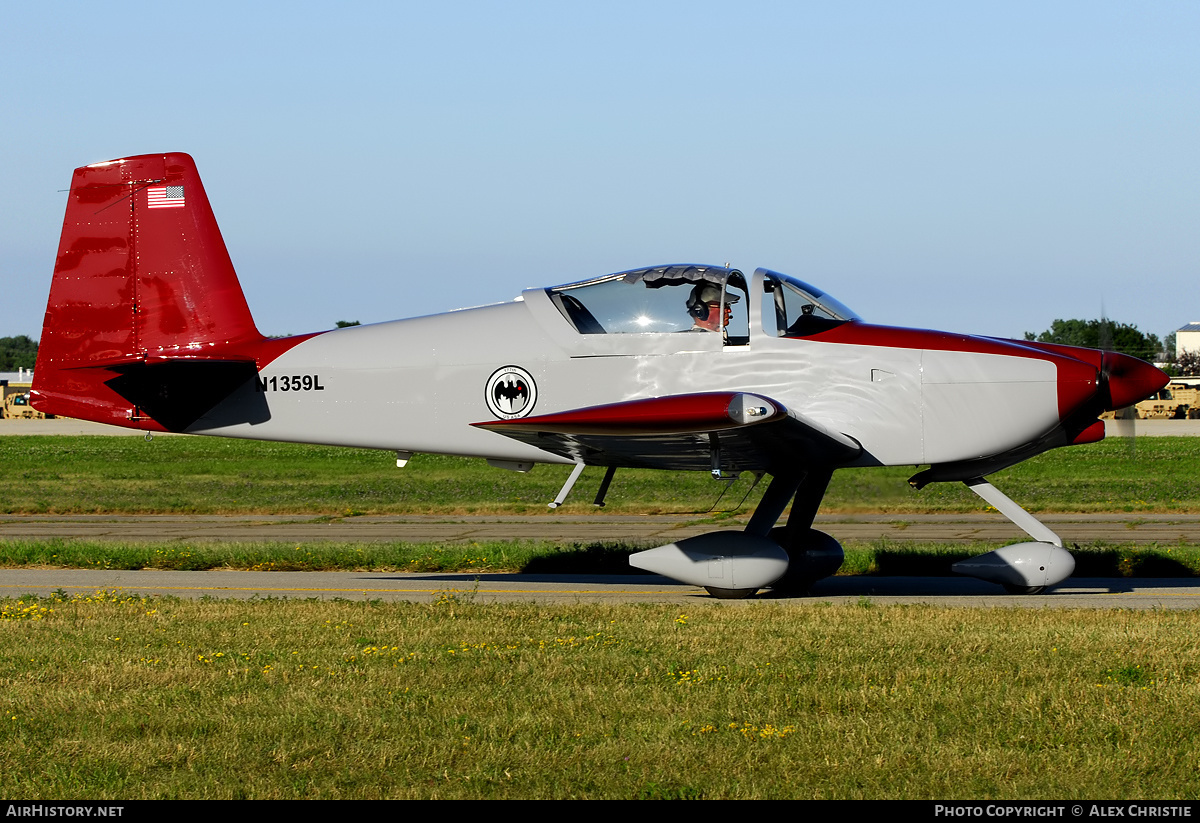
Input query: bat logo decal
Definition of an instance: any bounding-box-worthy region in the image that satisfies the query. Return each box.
[485,365,538,419]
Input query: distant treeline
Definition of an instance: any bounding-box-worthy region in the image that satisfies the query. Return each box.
[0,336,37,371]
[0,320,1174,374]
[1023,319,1162,362]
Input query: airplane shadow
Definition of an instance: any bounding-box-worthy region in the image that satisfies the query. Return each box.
[797,576,1200,598]
[871,549,1200,580]
[358,544,1200,598]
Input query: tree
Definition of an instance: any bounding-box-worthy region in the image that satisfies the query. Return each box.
[335,320,361,328]
[1023,319,1161,362]
[0,336,37,371]
[1176,351,1200,377]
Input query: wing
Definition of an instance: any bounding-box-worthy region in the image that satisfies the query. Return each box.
[471,391,861,474]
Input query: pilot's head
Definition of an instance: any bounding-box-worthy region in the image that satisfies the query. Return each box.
[687,283,739,332]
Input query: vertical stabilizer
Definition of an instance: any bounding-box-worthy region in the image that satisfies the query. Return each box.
[32,153,299,429]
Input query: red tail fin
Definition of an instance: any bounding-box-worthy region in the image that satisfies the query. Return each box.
[32,153,306,430]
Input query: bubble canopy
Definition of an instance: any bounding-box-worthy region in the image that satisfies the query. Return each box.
[545,265,859,341]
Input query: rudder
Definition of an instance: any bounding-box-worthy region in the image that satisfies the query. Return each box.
[32,153,296,430]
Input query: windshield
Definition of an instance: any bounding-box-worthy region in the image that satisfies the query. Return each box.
[759,269,859,337]
[548,265,750,345]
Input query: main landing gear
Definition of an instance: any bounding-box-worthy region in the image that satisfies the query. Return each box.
[629,467,845,599]
[629,471,1074,599]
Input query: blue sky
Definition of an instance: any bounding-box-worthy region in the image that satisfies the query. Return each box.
[2,1,1197,343]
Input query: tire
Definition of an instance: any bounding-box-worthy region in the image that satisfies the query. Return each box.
[704,587,758,600]
[1001,584,1046,595]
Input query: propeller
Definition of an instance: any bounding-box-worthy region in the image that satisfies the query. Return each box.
[1097,310,1137,457]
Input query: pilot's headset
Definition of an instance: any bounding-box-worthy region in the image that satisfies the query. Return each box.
[687,283,723,320]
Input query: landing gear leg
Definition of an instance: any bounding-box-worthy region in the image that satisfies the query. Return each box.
[765,467,843,593]
[951,477,1075,593]
[744,472,805,537]
[963,477,1062,546]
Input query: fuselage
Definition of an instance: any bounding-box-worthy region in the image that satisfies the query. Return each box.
[189,267,1136,470]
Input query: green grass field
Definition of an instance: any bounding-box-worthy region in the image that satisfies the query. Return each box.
[4,435,1199,799]
[3,435,1200,515]
[2,593,1198,799]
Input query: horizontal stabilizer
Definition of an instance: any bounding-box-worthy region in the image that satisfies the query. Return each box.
[104,360,260,432]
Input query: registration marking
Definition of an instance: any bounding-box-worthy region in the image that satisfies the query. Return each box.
[256,374,325,392]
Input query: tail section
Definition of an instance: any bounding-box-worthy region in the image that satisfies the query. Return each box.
[33,153,311,430]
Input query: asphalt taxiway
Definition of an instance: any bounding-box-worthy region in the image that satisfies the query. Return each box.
[1,568,1197,608]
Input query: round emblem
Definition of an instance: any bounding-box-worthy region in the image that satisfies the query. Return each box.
[485,365,538,419]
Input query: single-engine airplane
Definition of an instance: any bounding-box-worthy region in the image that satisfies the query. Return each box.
[31,153,1169,597]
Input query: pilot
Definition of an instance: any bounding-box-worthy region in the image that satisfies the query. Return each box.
[686,283,739,333]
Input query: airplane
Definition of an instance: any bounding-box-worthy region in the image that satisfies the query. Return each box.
[30,152,1169,598]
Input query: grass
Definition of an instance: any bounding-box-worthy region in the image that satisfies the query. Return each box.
[1,593,1198,799]
[0,538,631,574]
[3,435,1200,515]
[3,436,1198,799]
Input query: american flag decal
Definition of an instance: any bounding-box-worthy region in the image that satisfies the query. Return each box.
[146,185,185,209]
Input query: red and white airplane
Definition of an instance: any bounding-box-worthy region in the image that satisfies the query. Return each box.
[31,153,1169,597]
